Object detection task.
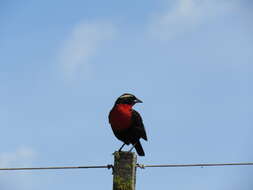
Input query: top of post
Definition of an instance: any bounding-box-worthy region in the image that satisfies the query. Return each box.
[113,151,137,190]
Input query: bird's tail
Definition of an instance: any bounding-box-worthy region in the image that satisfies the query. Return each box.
[134,140,145,156]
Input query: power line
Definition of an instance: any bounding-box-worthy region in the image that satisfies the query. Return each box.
[0,162,253,171]
[0,165,113,171]
[137,162,253,169]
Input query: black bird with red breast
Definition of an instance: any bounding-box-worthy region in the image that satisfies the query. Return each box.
[109,93,147,156]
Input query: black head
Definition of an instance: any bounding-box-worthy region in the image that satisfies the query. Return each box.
[115,93,143,105]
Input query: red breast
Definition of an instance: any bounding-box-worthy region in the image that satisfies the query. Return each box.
[109,104,132,131]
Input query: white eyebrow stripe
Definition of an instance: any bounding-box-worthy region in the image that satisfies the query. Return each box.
[120,94,133,98]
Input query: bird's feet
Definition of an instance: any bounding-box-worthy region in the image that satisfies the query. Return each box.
[118,143,126,152]
[128,143,136,152]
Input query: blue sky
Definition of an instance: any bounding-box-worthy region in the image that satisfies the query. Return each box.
[0,0,253,189]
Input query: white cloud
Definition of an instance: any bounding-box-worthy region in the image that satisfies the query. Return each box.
[149,0,238,40]
[0,147,36,190]
[0,146,35,167]
[58,21,116,80]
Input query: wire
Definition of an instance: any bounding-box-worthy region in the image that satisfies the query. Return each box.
[0,165,113,171]
[137,162,253,169]
[1,162,253,171]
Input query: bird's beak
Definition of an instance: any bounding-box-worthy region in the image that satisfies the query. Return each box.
[134,98,143,103]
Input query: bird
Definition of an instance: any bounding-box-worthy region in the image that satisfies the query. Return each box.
[109,93,147,156]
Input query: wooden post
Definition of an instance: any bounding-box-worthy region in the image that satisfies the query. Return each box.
[113,151,137,190]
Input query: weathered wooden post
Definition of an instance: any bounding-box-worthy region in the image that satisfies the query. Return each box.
[113,151,137,190]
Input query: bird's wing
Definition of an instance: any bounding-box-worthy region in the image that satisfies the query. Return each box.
[131,110,147,141]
